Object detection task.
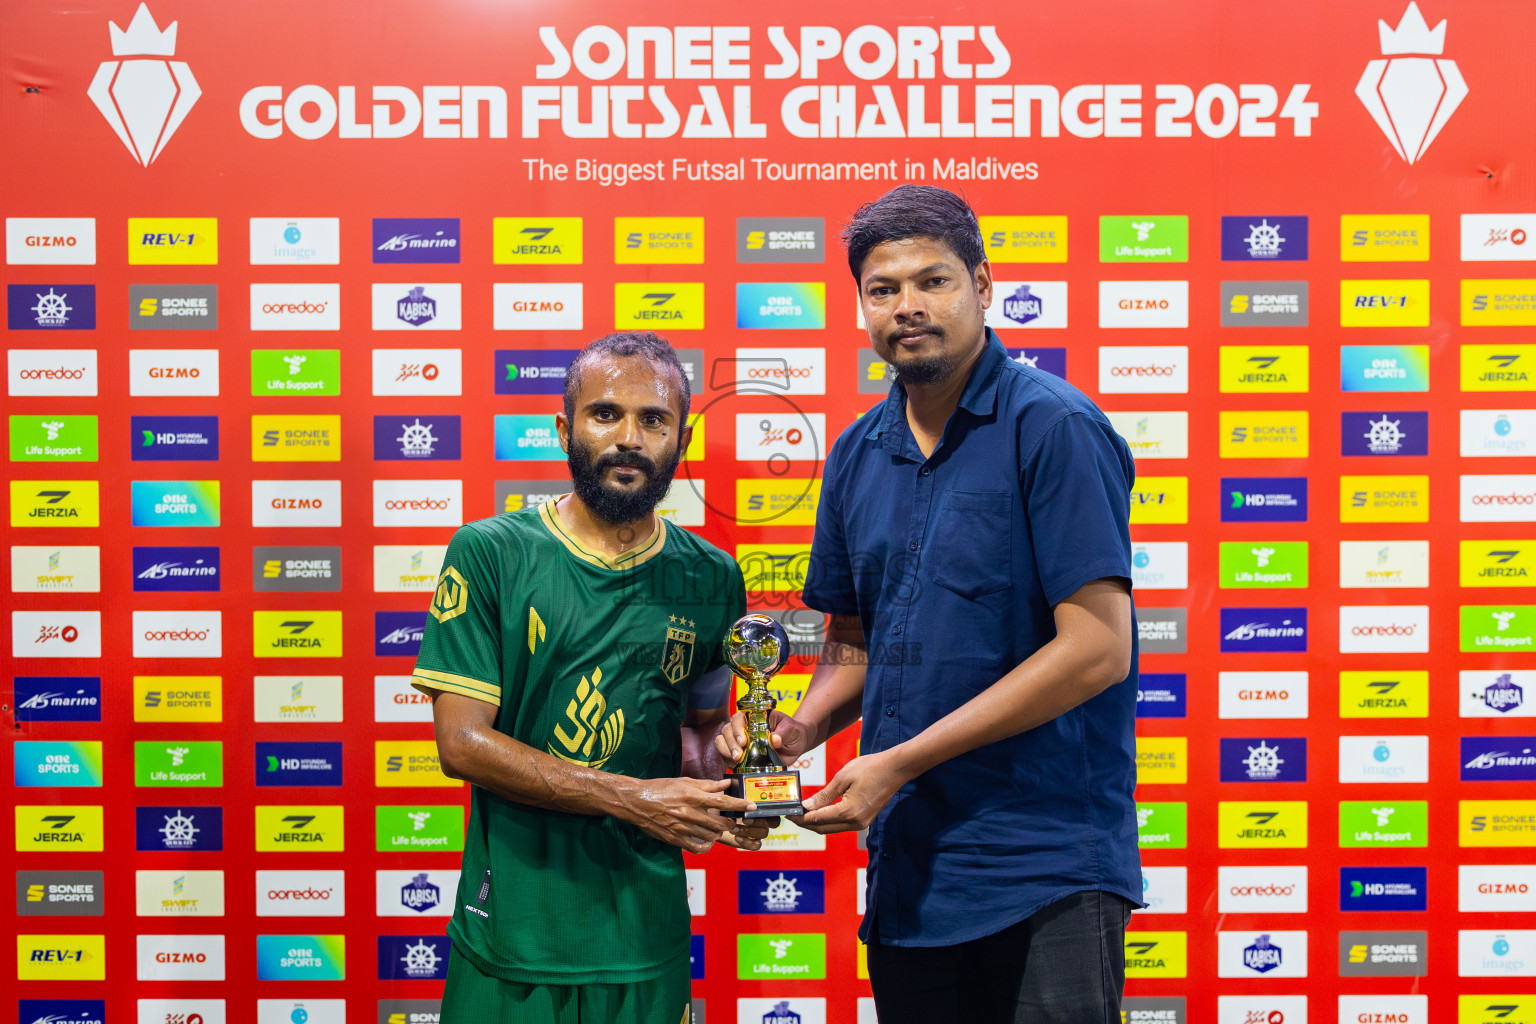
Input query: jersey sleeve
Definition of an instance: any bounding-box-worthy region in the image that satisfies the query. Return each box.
[1021,411,1137,607]
[411,525,505,706]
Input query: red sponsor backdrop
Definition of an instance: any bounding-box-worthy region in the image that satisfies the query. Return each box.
[5,1,1536,1021]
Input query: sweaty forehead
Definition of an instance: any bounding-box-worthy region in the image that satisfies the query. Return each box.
[577,353,680,410]
[862,236,964,276]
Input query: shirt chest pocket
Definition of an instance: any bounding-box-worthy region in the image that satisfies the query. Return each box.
[925,490,1014,600]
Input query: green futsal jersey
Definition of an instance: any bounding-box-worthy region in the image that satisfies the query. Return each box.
[411,498,745,985]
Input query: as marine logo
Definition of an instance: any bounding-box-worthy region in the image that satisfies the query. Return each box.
[548,666,624,769]
[664,617,696,684]
[430,566,467,623]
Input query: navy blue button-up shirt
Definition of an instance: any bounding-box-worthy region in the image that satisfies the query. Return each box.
[802,330,1143,947]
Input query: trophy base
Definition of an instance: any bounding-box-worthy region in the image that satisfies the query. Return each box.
[724,769,805,819]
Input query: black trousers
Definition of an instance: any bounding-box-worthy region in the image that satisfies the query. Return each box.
[866,889,1136,1024]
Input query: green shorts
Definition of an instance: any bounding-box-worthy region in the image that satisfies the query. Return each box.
[442,945,691,1024]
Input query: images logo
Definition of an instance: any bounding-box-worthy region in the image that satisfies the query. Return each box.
[88,4,200,166]
[1220,216,1308,261]
[250,217,340,265]
[373,218,460,263]
[1356,2,1467,164]
[7,285,96,330]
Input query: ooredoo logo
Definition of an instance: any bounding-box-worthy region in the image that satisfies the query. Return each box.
[734,347,827,395]
[132,611,221,658]
[1099,347,1189,394]
[1217,865,1308,914]
[250,284,340,330]
[374,480,462,527]
[8,350,99,397]
[255,870,346,917]
[1339,605,1430,654]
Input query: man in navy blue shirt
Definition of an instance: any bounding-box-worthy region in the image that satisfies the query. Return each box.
[719,186,1142,1023]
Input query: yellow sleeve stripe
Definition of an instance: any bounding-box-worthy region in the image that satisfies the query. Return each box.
[412,667,501,700]
[411,675,501,707]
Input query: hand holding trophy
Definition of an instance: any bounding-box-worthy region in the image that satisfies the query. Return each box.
[721,613,806,818]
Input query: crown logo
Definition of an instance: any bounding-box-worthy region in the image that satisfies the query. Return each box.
[1355,2,1467,165]
[87,4,201,166]
[109,3,178,56]
[1378,1,1446,55]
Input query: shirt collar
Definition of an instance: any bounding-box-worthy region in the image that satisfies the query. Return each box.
[865,328,1008,444]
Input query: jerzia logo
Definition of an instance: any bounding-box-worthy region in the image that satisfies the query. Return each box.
[88,4,200,166]
[1356,2,1467,164]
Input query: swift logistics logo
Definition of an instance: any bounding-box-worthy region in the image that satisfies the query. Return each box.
[254,675,344,723]
[10,545,101,594]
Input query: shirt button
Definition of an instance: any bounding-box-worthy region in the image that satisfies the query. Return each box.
[891,624,902,636]
[880,851,893,860]
[919,466,932,476]
[884,705,896,717]
[908,540,919,551]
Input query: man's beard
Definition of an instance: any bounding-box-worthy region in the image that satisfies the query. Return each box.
[567,435,682,525]
[884,324,954,385]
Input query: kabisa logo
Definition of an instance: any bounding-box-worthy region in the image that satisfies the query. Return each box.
[134,805,222,851]
[87,4,200,166]
[399,873,441,913]
[13,678,102,722]
[1468,672,1526,714]
[1004,284,1043,325]
[1357,2,1467,165]
[396,287,436,326]
[373,219,461,264]
[1242,934,1283,973]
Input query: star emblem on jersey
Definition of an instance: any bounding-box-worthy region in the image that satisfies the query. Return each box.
[663,619,697,684]
[87,4,202,166]
[1355,2,1467,165]
[549,666,626,769]
[430,566,469,623]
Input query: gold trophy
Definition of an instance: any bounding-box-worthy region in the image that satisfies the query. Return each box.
[722,613,805,818]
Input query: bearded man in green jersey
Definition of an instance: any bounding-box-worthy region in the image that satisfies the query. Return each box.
[413,332,767,1024]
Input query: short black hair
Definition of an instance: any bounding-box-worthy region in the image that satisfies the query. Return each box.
[842,185,986,282]
[563,331,691,421]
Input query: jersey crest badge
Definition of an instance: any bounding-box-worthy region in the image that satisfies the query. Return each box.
[664,618,696,684]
